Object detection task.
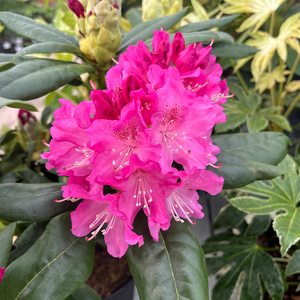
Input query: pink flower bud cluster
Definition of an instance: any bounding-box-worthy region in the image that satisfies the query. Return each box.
[42,30,227,257]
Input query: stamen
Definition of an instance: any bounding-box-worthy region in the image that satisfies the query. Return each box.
[42,140,50,147]
[111,57,119,64]
[210,38,214,47]
[90,81,96,89]
[54,197,80,203]
[209,163,222,169]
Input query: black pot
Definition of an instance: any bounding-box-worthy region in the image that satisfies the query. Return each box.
[103,279,134,300]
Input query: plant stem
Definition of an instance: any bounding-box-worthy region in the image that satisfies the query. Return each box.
[237,27,253,44]
[208,6,221,18]
[273,258,289,263]
[55,90,72,100]
[268,12,276,106]
[230,59,249,94]
[287,282,300,286]
[260,247,279,252]
[277,58,285,111]
[286,52,300,87]
[284,91,300,118]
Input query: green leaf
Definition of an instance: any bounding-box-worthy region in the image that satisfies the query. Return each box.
[0,12,78,46]
[287,46,300,76]
[0,54,32,64]
[8,222,48,265]
[14,42,83,60]
[247,115,269,132]
[0,59,94,100]
[285,249,300,291]
[0,96,38,111]
[0,213,95,300]
[265,114,292,132]
[0,143,27,174]
[0,183,79,222]
[230,155,300,255]
[203,232,284,300]
[0,223,16,267]
[127,214,209,300]
[215,82,264,133]
[211,41,258,58]
[244,215,270,237]
[0,130,17,146]
[66,284,102,300]
[0,62,15,72]
[17,167,51,183]
[125,8,142,28]
[210,132,290,189]
[119,7,193,53]
[41,106,52,126]
[176,14,240,33]
[212,204,247,230]
[0,172,19,184]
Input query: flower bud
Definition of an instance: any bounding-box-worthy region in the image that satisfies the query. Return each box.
[68,0,85,19]
[72,0,122,70]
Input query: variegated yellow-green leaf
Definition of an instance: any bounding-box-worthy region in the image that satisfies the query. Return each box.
[234,55,254,73]
[255,65,286,93]
[230,155,300,256]
[286,38,300,54]
[279,12,300,40]
[191,0,209,21]
[222,0,286,33]
[285,80,300,92]
[247,32,280,81]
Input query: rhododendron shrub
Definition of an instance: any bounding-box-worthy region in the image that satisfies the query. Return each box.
[42,30,225,258]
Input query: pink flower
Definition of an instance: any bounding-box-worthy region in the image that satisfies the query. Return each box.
[71,196,143,258]
[0,268,5,282]
[68,0,85,18]
[42,99,95,177]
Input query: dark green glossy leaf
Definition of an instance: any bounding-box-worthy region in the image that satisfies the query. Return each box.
[176,14,240,33]
[230,155,300,255]
[211,41,258,58]
[119,7,193,52]
[17,168,51,183]
[0,213,95,300]
[0,96,38,111]
[41,106,52,126]
[0,223,16,267]
[203,232,284,300]
[0,130,17,146]
[66,284,102,300]
[0,172,19,184]
[0,58,94,100]
[244,215,270,238]
[127,214,209,300]
[0,182,79,221]
[0,62,15,72]
[0,12,78,46]
[0,143,27,174]
[209,132,290,189]
[14,42,83,60]
[212,204,246,230]
[286,250,300,291]
[287,46,300,76]
[0,54,32,64]
[8,222,48,265]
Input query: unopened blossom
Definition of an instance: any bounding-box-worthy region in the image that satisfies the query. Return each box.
[0,268,5,282]
[68,0,85,18]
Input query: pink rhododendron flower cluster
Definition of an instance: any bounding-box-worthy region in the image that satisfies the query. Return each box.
[42,30,227,257]
[0,268,5,282]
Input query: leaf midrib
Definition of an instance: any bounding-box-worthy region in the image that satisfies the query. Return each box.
[15,238,79,300]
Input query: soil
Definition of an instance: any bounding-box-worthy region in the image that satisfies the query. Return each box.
[257,228,300,300]
[85,243,132,299]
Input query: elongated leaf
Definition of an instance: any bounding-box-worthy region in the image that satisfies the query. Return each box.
[66,284,102,300]
[0,12,78,46]
[0,62,15,72]
[118,7,193,52]
[210,132,290,189]
[14,42,83,60]
[0,54,32,64]
[0,213,95,300]
[211,41,258,58]
[8,222,48,265]
[127,214,209,300]
[176,14,240,33]
[17,168,51,183]
[213,204,246,230]
[286,249,300,291]
[0,183,79,221]
[0,223,16,267]
[203,232,284,300]
[0,59,94,100]
[0,96,38,111]
[125,8,142,28]
[230,155,300,255]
